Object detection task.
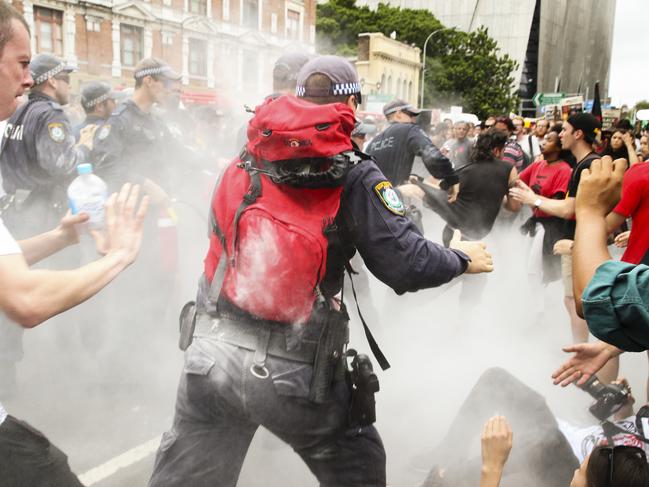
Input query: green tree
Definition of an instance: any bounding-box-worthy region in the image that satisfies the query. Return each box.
[316,0,518,118]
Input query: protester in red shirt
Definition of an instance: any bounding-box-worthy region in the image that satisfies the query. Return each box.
[515,130,572,284]
[606,161,649,264]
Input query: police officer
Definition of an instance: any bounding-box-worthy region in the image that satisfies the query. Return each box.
[92,57,181,193]
[0,53,96,395]
[73,81,120,141]
[92,57,182,348]
[367,99,459,202]
[1,53,96,234]
[149,55,493,487]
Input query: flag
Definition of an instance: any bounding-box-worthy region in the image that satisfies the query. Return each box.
[592,81,602,123]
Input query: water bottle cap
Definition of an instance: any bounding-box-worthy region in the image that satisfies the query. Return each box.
[76,163,93,175]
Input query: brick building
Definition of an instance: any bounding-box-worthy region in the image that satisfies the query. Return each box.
[11,0,316,104]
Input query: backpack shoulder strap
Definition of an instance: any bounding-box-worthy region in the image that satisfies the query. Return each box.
[345,266,391,371]
[207,157,263,305]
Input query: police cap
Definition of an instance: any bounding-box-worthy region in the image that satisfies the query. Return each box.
[30,53,75,86]
[295,55,361,100]
[80,81,119,109]
[383,99,421,117]
[133,58,181,81]
[273,51,312,83]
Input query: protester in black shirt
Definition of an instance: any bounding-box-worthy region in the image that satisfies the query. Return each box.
[509,113,618,371]
[400,129,520,246]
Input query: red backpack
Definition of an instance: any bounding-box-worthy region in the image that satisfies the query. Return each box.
[203,95,357,324]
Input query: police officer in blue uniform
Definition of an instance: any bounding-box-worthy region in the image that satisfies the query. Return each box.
[1,53,96,234]
[149,55,493,487]
[367,99,459,201]
[73,81,120,141]
[92,57,181,193]
[0,54,96,396]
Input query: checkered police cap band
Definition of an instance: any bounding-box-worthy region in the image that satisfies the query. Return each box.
[82,92,111,109]
[295,82,361,98]
[32,63,66,85]
[133,66,173,79]
[384,104,413,116]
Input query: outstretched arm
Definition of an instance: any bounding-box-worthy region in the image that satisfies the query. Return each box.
[0,184,148,328]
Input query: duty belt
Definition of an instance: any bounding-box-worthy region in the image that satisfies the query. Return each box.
[194,314,318,364]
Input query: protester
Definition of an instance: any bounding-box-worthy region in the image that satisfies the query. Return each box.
[442,120,473,168]
[514,116,541,163]
[509,113,603,344]
[149,55,494,487]
[0,3,149,483]
[494,116,527,171]
[603,129,638,166]
[517,130,573,285]
[570,445,649,487]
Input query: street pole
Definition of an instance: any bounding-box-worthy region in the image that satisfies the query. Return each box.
[420,28,453,108]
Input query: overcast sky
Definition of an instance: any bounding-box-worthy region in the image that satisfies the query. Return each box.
[609,0,649,107]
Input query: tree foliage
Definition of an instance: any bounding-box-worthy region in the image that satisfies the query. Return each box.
[316,0,519,118]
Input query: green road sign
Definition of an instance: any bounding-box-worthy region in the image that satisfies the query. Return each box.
[532,92,566,107]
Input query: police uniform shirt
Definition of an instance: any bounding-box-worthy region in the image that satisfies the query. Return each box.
[73,114,104,142]
[92,100,174,188]
[319,156,468,297]
[366,122,458,189]
[0,92,89,194]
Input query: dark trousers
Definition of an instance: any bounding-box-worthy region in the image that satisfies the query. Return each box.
[424,368,578,487]
[0,415,84,487]
[149,335,386,487]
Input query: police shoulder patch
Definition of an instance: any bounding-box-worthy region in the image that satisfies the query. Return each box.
[47,122,66,143]
[97,124,111,140]
[374,181,405,216]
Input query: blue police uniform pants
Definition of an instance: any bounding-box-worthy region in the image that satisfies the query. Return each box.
[148,336,386,487]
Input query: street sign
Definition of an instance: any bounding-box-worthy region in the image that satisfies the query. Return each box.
[532,92,566,107]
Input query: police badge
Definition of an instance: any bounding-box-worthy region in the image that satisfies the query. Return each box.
[97,124,111,140]
[373,181,406,216]
[47,122,66,143]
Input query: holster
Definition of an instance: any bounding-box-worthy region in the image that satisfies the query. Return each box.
[178,301,197,351]
[308,302,350,404]
[347,350,380,427]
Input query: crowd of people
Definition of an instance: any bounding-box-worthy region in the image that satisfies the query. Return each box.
[1,0,649,486]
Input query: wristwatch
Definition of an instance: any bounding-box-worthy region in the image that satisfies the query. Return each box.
[533,198,542,209]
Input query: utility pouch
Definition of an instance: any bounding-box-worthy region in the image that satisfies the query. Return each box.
[347,349,380,427]
[309,302,349,404]
[178,301,197,351]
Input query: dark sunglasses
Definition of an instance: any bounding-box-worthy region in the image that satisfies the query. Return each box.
[354,93,362,106]
[600,445,648,487]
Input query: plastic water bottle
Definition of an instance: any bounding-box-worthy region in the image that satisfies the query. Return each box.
[67,163,108,230]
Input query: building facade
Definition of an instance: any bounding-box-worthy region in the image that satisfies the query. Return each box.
[355,32,420,107]
[354,0,616,108]
[12,0,316,103]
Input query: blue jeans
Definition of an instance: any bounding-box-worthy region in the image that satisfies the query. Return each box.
[149,335,386,487]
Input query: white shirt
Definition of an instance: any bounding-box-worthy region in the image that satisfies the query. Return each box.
[558,417,649,464]
[0,217,21,425]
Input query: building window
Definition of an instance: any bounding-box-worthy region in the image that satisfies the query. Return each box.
[223,0,230,21]
[34,7,63,56]
[189,38,207,77]
[286,9,300,40]
[163,0,172,5]
[242,0,258,29]
[189,0,207,15]
[271,13,277,34]
[85,17,101,33]
[121,25,143,68]
[162,31,174,46]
